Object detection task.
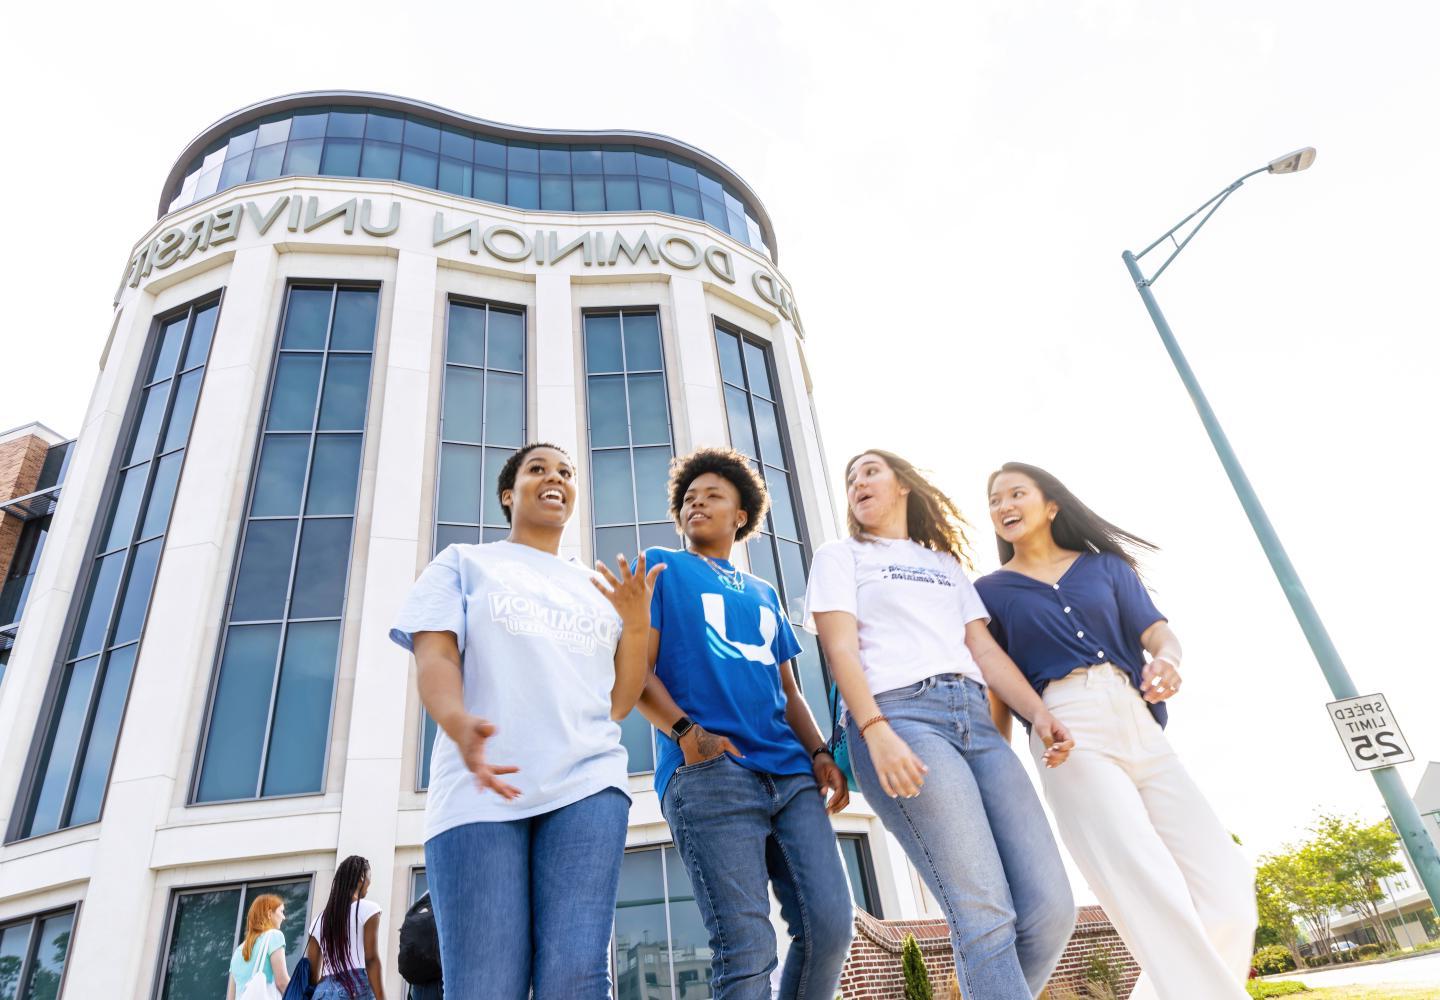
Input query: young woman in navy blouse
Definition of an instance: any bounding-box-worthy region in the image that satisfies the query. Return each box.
[975,462,1256,1000]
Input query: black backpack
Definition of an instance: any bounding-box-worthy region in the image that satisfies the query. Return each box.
[398,892,442,989]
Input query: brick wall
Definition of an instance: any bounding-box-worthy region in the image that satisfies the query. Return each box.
[839,906,1140,999]
[0,433,50,582]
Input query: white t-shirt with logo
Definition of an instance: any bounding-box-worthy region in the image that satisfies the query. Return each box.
[308,898,382,979]
[390,541,629,840]
[803,536,989,697]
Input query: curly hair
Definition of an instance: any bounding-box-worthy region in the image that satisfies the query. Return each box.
[668,447,770,542]
[496,443,572,524]
[845,449,975,569]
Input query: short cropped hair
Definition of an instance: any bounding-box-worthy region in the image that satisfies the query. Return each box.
[668,447,769,542]
[497,443,572,524]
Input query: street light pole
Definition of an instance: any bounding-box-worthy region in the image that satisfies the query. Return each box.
[1122,148,1440,913]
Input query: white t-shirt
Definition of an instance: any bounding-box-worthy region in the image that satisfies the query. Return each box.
[803,536,989,697]
[389,541,629,841]
[308,899,381,979]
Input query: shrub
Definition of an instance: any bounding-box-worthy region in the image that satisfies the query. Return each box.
[1355,943,1383,960]
[902,934,932,1000]
[1246,981,1310,998]
[1251,944,1297,975]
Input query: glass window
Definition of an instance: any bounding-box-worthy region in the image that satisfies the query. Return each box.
[472,166,506,204]
[583,312,673,773]
[507,143,539,174]
[0,907,76,1000]
[507,172,540,210]
[612,846,710,1000]
[359,141,401,180]
[157,877,311,1000]
[403,118,440,152]
[440,128,472,161]
[539,147,570,173]
[602,148,637,175]
[419,298,528,789]
[13,297,219,840]
[838,834,883,916]
[0,516,50,630]
[364,111,404,143]
[604,177,639,212]
[473,138,506,168]
[317,139,359,177]
[540,176,572,211]
[399,148,439,188]
[194,285,377,804]
[572,176,605,212]
[711,324,827,727]
[571,146,603,175]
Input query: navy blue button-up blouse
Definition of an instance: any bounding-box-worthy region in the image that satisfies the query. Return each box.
[975,551,1169,726]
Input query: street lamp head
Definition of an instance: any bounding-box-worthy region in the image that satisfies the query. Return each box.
[1267,147,1317,174]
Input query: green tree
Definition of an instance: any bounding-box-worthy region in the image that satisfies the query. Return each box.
[1256,846,1346,961]
[1309,813,1405,949]
[901,933,933,1000]
[1253,867,1305,968]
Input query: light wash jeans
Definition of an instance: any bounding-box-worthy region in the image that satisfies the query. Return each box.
[847,674,1074,1000]
[424,786,629,999]
[662,755,855,1000]
[314,972,375,999]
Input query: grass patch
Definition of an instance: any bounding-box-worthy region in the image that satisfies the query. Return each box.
[1247,983,1310,998]
[1307,988,1440,999]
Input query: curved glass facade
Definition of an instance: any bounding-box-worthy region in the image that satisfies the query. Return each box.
[166,105,772,257]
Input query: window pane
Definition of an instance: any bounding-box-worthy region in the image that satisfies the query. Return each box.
[483,372,523,447]
[635,151,669,178]
[403,118,440,151]
[102,463,148,552]
[161,368,203,454]
[442,367,484,444]
[715,330,745,387]
[437,443,482,524]
[571,146,603,174]
[765,469,799,539]
[0,921,34,1000]
[196,624,282,802]
[230,519,298,622]
[752,399,784,466]
[400,147,439,187]
[282,288,332,349]
[266,355,323,431]
[473,166,505,203]
[627,375,669,446]
[591,450,635,526]
[747,535,779,594]
[112,538,162,646]
[613,851,666,991]
[438,157,471,196]
[622,313,662,370]
[632,447,671,523]
[150,316,189,382]
[585,315,623,374]
[793,642,830,735]
[316,138,358,176]
[67,643,138,826]
[289,518,352,619]
[21,910,74,1000]
[618,711,653,775]
[777,541,808,622]
[249,142,285,182]
[284,137,325,175]
[637,177,672,213]
[359,141,401,179]
[262,620,340,796]
[539,147,570,173]
[604,176,639,211]
[139,452,182,539]
[70,551,125,658]
[305,435,363,516]
[668,160,699,188]
[482,448,513,526]
[326,111,365,138]
[447,302,486,365]
[507,143,539,173]
[594,526,637,566]
[540,175,572,211]
[702,196,727,228]
[331,289,378,351]
[743,342,773,397]
[507,172,539,209]
[441,128,473,160]
[434,524,479,552]
[285,116,321,142]
[671,185,702,220]
[481,525,510,543]
[724,386,758,460]
[572,176,604,211]
[26,656,100,836]
[474,138,506,167]
[638,521,677,552]
[317,355,371,431]
[365,111,404,143]
[487,310,524,371]
[160,888,241,1000]
[127,381,172,465]
[586,376,628,447]
[251,435,309,517]
[219,152,252,191]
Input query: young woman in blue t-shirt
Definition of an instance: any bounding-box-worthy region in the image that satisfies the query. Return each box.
[634,447,854,1000]
[976,462,1256,1000]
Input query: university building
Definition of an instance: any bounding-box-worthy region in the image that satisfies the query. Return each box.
[0,92,938,999]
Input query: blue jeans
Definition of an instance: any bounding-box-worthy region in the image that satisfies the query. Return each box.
[847,675,1074,1000]
[314,973,375,1000]
[425,787,629,999]
[662,756,855,1000]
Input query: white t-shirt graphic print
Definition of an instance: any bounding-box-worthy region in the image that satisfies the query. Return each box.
[804,535,989,697]
[390,541,629,840]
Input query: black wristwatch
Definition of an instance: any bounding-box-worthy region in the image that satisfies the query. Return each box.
[811,745,833,761]
[671,716,696,743]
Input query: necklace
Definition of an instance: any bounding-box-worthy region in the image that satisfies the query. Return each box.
[699,554,746,593]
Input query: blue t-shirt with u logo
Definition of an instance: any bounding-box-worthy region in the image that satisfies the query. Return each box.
[643,547,810,803]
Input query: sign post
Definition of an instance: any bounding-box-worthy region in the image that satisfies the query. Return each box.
[1327,694,1414,771]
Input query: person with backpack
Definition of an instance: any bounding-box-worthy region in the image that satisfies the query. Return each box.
[228,894,291,1000]
[304,855,386,1000]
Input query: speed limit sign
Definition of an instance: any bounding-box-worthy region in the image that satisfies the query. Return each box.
[1327,693,1414,771]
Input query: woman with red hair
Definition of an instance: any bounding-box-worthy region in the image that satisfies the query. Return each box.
[227,894,291,999]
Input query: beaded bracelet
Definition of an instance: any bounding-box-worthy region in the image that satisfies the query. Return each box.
[858,714,890,739]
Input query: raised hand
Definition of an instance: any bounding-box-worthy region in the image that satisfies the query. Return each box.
[592,551,666,629]
[454,714,521,800]
[1141,656,1183,703]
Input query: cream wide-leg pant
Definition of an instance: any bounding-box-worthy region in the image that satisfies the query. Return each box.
[1029,665,1256,1000]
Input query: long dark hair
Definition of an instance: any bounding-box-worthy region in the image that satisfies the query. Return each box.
[319,855,370,997]
[845,449,975,569]
[987,462,1157,569]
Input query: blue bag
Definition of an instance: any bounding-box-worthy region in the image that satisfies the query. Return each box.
[282,957,315,1000]
[826,683,857,791]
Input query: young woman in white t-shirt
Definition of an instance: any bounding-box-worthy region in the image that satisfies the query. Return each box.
[390,443,661,998]
[304,855,384,1000]
[806,449,1076,1000]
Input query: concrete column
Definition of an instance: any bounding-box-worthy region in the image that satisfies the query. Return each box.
[532,273,580,560]
[668,276,727,451]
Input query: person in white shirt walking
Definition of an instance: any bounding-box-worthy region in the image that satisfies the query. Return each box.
[304,855,384,1000]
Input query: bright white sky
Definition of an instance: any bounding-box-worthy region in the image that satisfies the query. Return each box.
[4,1,1437,891]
